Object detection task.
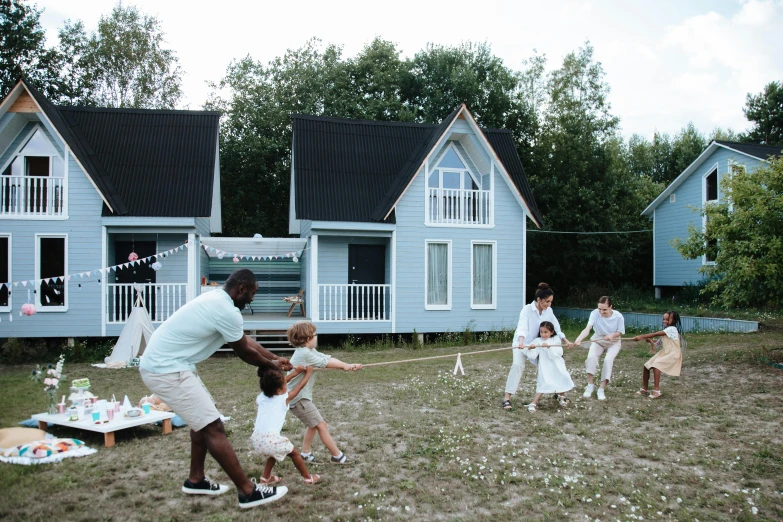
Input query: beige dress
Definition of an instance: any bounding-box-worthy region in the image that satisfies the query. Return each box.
[644,326,682,376]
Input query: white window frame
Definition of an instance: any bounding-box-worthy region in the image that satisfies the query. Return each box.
[0,233,10,312]
[34,233,68,311]
[669,193,676,204]
[470,240,497,309]
[424,239,452,310]
[701,163,719,266]
[0,124,68,220]
[425,142,494,228]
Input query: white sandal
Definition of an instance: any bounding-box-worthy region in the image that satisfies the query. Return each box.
[526,403,537,413]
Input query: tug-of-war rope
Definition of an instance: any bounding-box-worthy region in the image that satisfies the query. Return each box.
[325,338,645,375]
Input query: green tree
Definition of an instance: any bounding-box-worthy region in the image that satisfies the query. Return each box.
[207,39,349,238]
[742,81,783,145]
[523,44,660,295]
[62,2,183,108]
[673,156,783,307]
[0,0,60,98]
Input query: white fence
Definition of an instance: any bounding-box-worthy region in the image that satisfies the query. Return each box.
[428,188,491,225]
[1,176,65,217]
[317,284,391,321]
[106,283,187,323]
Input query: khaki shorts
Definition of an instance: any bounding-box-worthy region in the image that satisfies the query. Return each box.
[140,369,221,432]
[289,399,323,428]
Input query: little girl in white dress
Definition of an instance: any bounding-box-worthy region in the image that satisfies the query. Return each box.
[524,321,575,412]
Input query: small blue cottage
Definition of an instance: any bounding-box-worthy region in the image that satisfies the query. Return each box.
[0,78,221,338]
[641,140,782,296]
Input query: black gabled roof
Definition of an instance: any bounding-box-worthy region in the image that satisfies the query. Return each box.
[293,109,542,226]
[20,78,219,217]
[716,140,782,160]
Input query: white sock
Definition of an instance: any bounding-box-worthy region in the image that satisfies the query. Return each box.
[334,451,343,459]
[301,451,311,457]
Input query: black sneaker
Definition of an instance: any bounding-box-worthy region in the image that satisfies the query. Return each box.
[182,477,230,496]
[238,483,288,509]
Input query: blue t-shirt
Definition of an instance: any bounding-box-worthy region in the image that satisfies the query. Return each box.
[140,289,244,374]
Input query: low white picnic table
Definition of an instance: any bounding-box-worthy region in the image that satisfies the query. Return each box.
[32,409,175,448]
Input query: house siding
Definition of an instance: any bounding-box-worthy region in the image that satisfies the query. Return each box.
[195,218,211,282]
[2,153,104,337]
[394,158,525,334]
[0,121,37,168]
[653,148,766,286]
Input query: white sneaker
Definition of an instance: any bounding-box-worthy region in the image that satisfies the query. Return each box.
[597,388,606,401]
[583,384,594,398]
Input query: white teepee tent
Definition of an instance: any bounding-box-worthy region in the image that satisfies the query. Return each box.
[105,286,155,364]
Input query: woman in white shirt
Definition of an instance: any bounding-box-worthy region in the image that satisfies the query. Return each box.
[573,296,625,401]
[502,282,571,410]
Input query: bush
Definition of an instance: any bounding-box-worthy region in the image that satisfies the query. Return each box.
[0,338,51,364]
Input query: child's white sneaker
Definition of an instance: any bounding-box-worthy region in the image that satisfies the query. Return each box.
[597,388,606,401]
[583,384,594,398]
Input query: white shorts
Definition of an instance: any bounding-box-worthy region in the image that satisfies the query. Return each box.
[251,431,294,462]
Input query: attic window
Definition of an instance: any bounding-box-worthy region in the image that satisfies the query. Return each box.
[669,194,676,204]
[705,169,718,201]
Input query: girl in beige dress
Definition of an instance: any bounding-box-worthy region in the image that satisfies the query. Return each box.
[632,311,684,399]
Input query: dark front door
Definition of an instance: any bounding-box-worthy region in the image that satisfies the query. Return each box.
[348,244,386,319]
[113,241,157,321]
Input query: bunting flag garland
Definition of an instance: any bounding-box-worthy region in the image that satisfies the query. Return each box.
[0,238,307,291]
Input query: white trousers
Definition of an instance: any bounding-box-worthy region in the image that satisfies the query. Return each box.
[585,341,621,383]
[504,348,528,395]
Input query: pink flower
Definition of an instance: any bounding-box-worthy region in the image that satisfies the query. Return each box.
[233,257,240,263]
[21,303,36,316]
[128,251,139,262]
[44,378,53,386]
[51,378,59,386]
[47,369,56,375]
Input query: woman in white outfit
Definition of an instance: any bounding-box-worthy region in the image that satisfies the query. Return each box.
[573,296,625,401]
[502,282,571,410]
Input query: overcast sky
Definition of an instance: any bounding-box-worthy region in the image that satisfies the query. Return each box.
[36,0,783,139]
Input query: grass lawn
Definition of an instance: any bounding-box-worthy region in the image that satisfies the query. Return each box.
[1,328,782,521]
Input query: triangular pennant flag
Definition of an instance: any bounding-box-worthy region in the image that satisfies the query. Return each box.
[22,280,27,287]
[66,275,71,281]
[13,282,18,287]
[123,263,129,269]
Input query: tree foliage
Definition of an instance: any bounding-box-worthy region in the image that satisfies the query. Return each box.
[0,0,59,98]
[522,44,661,295]
[56,3,182,108]
[1,1,181,108]
[674,156,783,307]
[742,81,783,146]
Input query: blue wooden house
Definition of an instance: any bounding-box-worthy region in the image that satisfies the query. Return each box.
[0,78,221,338]
[641,140,781,295]
[287,105,543,335]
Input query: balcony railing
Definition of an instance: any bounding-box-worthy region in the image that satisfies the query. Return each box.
[106,283,187,323]
[428,188,491,225]
[1,176,65,217]
[317,284,391,321]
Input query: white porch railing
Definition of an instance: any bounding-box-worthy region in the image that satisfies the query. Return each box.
[428,188,491,225]
[317,284,391,321]
[1,176,65,217]
[106,283,187,323]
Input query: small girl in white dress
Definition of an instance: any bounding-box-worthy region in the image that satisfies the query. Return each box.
[252,365,321,485]
[524,321,575,412]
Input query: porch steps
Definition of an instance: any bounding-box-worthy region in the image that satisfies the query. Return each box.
[217,330,293,353]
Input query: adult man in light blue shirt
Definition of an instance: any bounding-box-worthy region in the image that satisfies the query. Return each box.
[140,269,293,509]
